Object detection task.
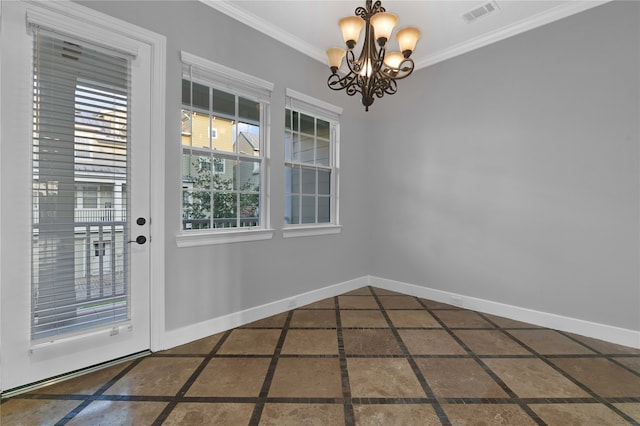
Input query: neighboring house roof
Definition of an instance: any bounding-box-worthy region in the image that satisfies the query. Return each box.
[238,131,259,152]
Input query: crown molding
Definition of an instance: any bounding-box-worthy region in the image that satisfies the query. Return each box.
[417,0,612,69]
[199,0,327,64]
[200,0,612,71]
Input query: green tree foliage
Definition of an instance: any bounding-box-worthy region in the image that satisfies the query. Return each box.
[183,157,259,229]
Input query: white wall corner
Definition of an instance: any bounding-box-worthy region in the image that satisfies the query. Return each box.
[368,276,640,349]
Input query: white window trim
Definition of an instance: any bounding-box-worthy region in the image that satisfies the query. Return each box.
[282,224,342,239]
[176,228,275,247]
[283,89,342,237]
[177,52,274,247]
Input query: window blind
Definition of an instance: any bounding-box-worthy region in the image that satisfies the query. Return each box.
[31,27,132,341]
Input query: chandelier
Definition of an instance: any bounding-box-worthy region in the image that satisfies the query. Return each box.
[326,0,421,111]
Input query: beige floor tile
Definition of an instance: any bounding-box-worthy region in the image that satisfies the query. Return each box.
[341,309,389,327]
[551,357,640,397]
[353,404,440,425]
[30,361,133,395]
[567,334,640,355]
[338,295,379,309]
[160,333,223,355]
[483,358,589,398]
[66,401,167,426]
[162,403,254,425]
[441,404,537,425]
[613,402,640,422]
[434,310,495,328]
[387,310,441,328]
[482,314,542,329]
[398,329,467,355]
[241,312,289,328]
[377,295,423,309]
[217,329,281,355]
[347,358,425,398]
[453,330,531,355]
[269,358,343,398]
[343,287,373,296]
[420,299,460,310]
[615,357,640,373]
[300,298,336,309]
[415,358,509,398]
[508,329,595,355]
[290,309,337,328]
[281,329,339,355]
[260,403,345,425]
[530,403,630,425]
[103,357,203,396]
[0,398,81,426]
[343,329,403,355]
[185,358,270,397]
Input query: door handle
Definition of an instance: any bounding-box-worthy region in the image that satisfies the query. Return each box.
[136,217,146,226]
[128,235,147,245]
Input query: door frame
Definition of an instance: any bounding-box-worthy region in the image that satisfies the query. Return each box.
[0,0,166,392]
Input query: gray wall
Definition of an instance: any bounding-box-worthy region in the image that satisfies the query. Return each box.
[78,1,371,331]
[80,1,639,334]
[365,1,639,330]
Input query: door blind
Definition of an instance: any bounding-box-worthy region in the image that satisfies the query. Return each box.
[31,28,132,341]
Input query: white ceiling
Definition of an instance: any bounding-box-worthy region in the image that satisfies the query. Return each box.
[201,0,609,70]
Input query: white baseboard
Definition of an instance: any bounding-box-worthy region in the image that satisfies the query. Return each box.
[161,276,367,351]
[368,276,640,349]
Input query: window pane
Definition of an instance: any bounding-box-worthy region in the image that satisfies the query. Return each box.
[213,192,237,228]
[299,134,314,164]
[181,79,191,105]
[317,139,330,166]
[285,165,296,194]
[292,133,301,162]
[302,168,316,194]
[318,170,331,195]
[300,113,314,135]
[284,131,293,161]
[213,157,236,190]
[191,112,210,149]
[292,111,299,132]
[183,152,212,190]
[285,194,300,224]
[285,108,292,130]
[238,159,260,192]
[237,122,260,156]
[192,82,209,110]
[183,190,212,230]
[240,193,259,227]
[317,119,330,139]
[290,165,300,193]
[181,110,192,146]
[211,116,235,152]
[318,196,330,223]
[212,88,235,116]
[301,196,316,224]
[239,97,259,122]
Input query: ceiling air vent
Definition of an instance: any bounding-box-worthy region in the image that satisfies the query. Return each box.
[462,1,499,24]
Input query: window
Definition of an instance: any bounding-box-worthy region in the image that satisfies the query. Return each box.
[178,52,274,246]
[284,89,342,237]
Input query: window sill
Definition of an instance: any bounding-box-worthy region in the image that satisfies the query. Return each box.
[282,224,342,239]
[176,228,275,247]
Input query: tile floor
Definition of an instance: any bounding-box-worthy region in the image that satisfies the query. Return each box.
[2,286,640,425]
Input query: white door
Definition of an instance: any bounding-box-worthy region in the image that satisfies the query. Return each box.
[0,1,157,391]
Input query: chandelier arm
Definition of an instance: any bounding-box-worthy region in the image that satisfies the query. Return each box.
[383,58,415,80]
[327,71,363,97]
